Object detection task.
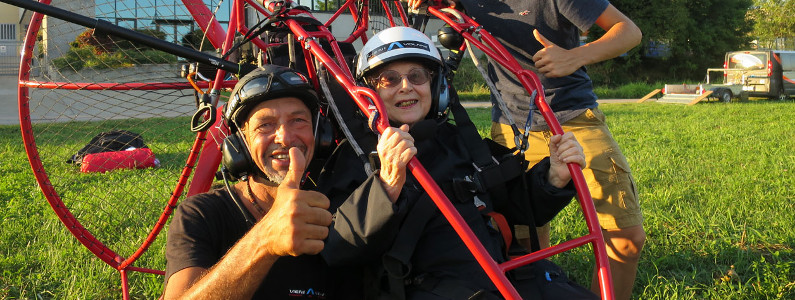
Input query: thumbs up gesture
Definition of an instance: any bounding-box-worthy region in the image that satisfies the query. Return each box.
[532,29,584,78]
[257,147,333,257]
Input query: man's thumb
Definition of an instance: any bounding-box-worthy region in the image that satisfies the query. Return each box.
[533,29,554,48]
[281,147,306,189]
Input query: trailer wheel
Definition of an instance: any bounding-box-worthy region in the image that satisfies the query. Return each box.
[719,90,733,103]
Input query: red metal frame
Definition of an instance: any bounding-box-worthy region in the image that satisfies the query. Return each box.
[427,6,614,299]
[17,5,172,300]
[17,0,613,298]
[17,2,230,299]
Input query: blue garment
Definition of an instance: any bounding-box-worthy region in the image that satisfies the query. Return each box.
[458,0,609,129]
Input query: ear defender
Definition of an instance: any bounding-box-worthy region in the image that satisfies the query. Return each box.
[221,132,254,181]
[436,74,450,117]
[312,112,336,162]
[220,64,320,181]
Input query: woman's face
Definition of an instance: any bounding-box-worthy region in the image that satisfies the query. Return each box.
[370,61,433,127]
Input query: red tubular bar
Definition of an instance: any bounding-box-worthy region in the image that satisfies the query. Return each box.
[182,0,228,49]
[380,0,397,27]
[120,269,130,300]
[430,7,614,299]
[186,0,242,196]
[393,0,411,26]
[18,80,236,90]
[118,129,210,270]
[18,2,127,275]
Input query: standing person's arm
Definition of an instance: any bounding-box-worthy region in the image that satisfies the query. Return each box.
[163,148,333,300]
[532,4,641,78]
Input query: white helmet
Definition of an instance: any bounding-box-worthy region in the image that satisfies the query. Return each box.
[356,26,449,119]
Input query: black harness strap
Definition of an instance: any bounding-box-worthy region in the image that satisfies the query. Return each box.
[381,198,435,300]
[448,95,542,253]
[448,96,525,194]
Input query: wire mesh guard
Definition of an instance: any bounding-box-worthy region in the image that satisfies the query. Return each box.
[19,0,216,286]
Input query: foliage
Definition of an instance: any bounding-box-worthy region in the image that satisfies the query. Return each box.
[747,0,795,49]
[313,0,339,11]
[588,0,755,85]
[74,29,116,54]
[181,29,215,52]
[452,54,490,94]
[51,28,178,72]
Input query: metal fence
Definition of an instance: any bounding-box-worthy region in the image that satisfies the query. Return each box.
[0,41,21,77]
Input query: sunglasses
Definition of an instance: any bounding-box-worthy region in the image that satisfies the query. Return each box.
[370,68,433,88]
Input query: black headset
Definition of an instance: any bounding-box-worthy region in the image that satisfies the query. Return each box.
[221,64,319,181]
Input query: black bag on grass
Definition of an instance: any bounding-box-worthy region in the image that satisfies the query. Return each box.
[68,130,148,164]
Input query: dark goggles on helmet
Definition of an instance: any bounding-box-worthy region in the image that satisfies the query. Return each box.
[225,67,316,128]
[369,68,433,88]
[236,69,310,101]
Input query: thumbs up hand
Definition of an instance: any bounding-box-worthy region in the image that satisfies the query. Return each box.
[532,29,584,78]
[258,147,333,257]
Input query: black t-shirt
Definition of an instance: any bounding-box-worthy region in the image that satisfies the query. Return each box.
[165,188,362,299]
[458,0,609,129]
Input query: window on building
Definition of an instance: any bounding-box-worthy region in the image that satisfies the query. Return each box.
[0,24,16,41]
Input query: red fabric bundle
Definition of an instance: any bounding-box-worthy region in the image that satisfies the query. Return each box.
[80,148,157,173]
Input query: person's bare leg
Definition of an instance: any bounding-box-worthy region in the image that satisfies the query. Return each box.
[591,225,646,300]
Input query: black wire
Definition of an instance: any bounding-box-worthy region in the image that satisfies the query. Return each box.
[221,11,285,60]
[221,167,257,227]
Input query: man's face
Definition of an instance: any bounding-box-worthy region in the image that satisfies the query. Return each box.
[242,97,314,184]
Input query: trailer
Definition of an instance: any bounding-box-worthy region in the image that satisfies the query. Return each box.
[640,50,794,105]
[639,68,746,105]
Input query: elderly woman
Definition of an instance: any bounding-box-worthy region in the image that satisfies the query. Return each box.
[317,27,592,299]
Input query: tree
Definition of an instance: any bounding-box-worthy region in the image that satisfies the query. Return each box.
[182,29,215,52]
[313,0,338,11]
[748,0,795,49]
[589,0,754,83]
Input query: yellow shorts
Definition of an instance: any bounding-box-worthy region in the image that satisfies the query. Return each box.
[491,108,643,230]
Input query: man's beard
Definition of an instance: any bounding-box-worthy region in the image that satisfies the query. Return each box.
[262,167,285,185]
[260,145,307,185]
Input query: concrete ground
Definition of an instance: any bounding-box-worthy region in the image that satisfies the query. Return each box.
[461,98,636,108]
[0,73,636,126]
[0,75,17,125]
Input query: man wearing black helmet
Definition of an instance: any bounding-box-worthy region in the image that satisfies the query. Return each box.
[162,65,362,299]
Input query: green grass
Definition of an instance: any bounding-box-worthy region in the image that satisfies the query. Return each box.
[452,54,674,100]
[2,101,794,298]
[469,100,795,299]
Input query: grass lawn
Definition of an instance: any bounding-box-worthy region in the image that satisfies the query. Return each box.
[1,100,793,299]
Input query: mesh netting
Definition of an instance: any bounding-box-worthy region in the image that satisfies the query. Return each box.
[20,0,231,274]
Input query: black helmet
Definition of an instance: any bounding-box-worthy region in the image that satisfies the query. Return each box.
[224,64,318,131]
